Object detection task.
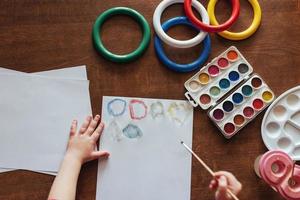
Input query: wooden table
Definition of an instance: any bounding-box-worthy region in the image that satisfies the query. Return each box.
[0,0,299,199]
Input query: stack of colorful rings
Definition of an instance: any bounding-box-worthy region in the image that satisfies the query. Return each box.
[92,1,262,66]
[184,0,262,40]
[92,7,151,63]
[153,0,211,72]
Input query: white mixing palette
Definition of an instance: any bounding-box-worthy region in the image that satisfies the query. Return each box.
[262,85,300,160]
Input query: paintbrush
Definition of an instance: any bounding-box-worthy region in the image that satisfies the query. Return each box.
[181,141,239,200]
[289,160,296,187]
[291,161,296,177]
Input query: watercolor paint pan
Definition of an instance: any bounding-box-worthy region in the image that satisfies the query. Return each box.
[184,46,253,110]
[261,86,300,160]
[208,74,275,139]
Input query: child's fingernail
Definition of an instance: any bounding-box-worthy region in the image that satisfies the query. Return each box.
[96,115,100,119]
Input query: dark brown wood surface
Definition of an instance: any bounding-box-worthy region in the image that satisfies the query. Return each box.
[0,0,299,199]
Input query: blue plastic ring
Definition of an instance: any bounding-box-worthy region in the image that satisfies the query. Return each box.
[154,16,211,72]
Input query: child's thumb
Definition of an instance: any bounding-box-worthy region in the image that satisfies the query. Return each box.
[215,176,229,200]
[91,151,110,159]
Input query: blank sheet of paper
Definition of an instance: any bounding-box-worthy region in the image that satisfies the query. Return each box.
[34,65,87,80]
[0,72,91,172]
[96,96,193,200]
[0,66,88,174]
[0,65,87,80]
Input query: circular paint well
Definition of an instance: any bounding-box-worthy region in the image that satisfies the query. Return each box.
[243,106,254,118]
[253,99,264,110]
[217,57,229,68]
[266,122,281,138]
[227,50,238,61]
[212,109,224,121]
[222,101,234,112]
[228,71,240,82]
[232,93,243,104]
[262,91,274,102]
[188,80,200,91]
[209,86,221,97]
[242,85,253,97]
[286,93,300,107]
[200,94,211,105]
[251,77,262,88]
[198,73,210,85]
[273,105,287,120]
[208,65,220,76]
[277,137,292,150]
[224,123,235,135]
[238,63,249,74]
[234,114,245,126]
[292,146,300,158]
[219,78,230,89]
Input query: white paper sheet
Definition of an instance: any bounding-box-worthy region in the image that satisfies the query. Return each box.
[34,66,87,80]
[0,65,87,80]
[0,72,92,172]
[0,66,88,175]
[96,96,193,200]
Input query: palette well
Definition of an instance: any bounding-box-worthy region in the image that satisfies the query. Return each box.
[261,86,300,160]
[209,74,274,138]
[184,46,253,109]
[184,46,275,139]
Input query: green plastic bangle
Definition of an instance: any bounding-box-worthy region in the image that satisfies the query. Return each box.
[92,7,151,63]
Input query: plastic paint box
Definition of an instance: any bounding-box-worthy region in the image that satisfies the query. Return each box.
[184,46,275,139]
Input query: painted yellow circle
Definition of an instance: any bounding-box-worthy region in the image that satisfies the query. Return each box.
[262,91,274,102]
[208,0,262,40]
[198,73,210,84]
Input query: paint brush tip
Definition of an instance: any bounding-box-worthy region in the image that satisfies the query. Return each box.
[180,141,184,144]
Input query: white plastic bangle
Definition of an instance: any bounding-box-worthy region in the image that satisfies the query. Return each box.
[153,0,209,48]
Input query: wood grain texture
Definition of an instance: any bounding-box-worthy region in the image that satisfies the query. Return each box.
[0,0,299,199]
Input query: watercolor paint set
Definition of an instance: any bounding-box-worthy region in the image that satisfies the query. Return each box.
[184,46,275,138]
[208,74,274,137]
[184,46,254,109]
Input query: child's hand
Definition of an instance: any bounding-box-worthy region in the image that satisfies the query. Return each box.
[209,171,242,200]
[65,115,109,164]
[48,115,109,200]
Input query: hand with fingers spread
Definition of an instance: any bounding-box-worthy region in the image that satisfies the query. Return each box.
[48,115,109,200]
[209,171,242,200]
[66,115,109,164]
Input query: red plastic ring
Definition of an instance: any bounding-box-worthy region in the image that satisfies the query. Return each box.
[184,0,240,33]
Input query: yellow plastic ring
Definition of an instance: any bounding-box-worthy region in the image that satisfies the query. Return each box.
[208,0,262,40]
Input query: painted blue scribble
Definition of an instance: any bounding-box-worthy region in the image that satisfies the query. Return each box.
[107,98,127,117]
[122,123,143,139]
